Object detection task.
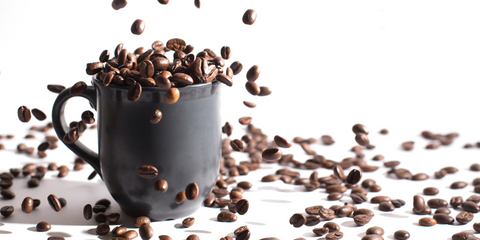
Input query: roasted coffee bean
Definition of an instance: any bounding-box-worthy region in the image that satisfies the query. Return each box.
[352,124,369,134]
[32,108,47,121]
[370,195,391,203]
[230,139,245,151]
[313,227,329,236]
[353,208,374,217]
[305,205,323,215]
[105,213,120,223]
[28,178,40,188]
[0,179,12,189]
[366,226,384,235]
[149,109,163,124]
[351,192,368,203]
[391,199,406,208]
[83,204,93,220]
[355,133,369,146]
[318,206,336,220]
[154,179,168,193]
[217,211,237,222]
[451,181,468,189]
[216,73,233,86]
[181,217,195,228]
[326,185,347,193]
[220,46,231,60]
[93,204,107,213]
[401,141,414,151]
[323,222,340,232]
[86,62,104,75]
[394,168,412,179]
[47,194,61,212]
[442,166,458,173]
[123,229,139,239]
[236,199,249,215]
[71,81,87,96]
[418,217,436,226]
[456,211,474,224]
[175,191,186,204]
[353,214,372,226]
[1,189,15,199]
[242,9,257,25]
[37,141,50,151]
[423,187,439,195]
[432,213,454,224]
[435,207,451,214]
[452,232,475,240]
[262,148,282,160]
[335,205,353,218]
[328,192,343,201]
[36,221,51,232]
[138,223,153,240]
[258,86,272,96]
[95,199,111,208]
[165,87,180,104]
[290,213,306,227]
[0,205,14,217]
[95,213,107,223]
[461,201,479,213]
[325,231,343,240]
[474,222,480,233]
[81,110,95,124]
[112,225,127,237]
[112,0,127,9]
[131,19,145,35]
[273,135,292,148]
[137,165,158,178]
[321,135,335,145]
[393,230,410,240]
[96,222,110,235]
[411,173,429,181]
[238,117,252,125]
[166,38,186,51]
[361,235,384,240]
[427,198,448,208]
[378,201,395,211]
[237,181,252,190]
[132,216,151,228]
[230,61,243,75]
[413,194,425,212]
[303,215,321,226]
[246,65,260,82]
[18,106,32,122]
[159,235,173,240]
[243,101,256,108]
[333,165,345,181]
[245,81,260,95]
[467,195,480,203]
[345,169,362,184]
[127,82,142,102]
[47,84,66,93]
[185,182,199,200]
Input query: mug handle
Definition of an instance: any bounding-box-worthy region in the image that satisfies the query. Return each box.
[51,85,102,179]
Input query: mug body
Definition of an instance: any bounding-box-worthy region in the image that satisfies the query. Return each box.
[93,79,222,220]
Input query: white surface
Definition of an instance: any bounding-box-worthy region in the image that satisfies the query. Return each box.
[1,0,480,239]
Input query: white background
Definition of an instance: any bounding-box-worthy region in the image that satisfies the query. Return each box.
[1,0,480,239]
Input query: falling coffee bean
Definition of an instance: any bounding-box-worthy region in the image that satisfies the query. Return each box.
[127,82,142,102]
[274,135,292,148]
[32,108,47,121]
[185,182,199,200]
[352,124,369,135]
[165,87,180,104]
[262,148,282,160]
[150,109,162,124]
[175,191,186,204]
[137,165,158,178]
[355,133,369,146]
[131,19,146,35]
[242,9,257,25]
[70,81,87,96]
[84,204,93,220]
[18,106,32,123]
[345,169,362,185]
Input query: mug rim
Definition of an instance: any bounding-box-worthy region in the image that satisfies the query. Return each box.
[92,76,219,92]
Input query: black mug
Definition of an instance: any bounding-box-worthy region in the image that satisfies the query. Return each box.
[52,78,222,220]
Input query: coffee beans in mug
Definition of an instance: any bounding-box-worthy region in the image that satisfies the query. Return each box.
[242,9,257,25]
[127,82,142,102]
[137,165,158,178]
[36,221,51,232]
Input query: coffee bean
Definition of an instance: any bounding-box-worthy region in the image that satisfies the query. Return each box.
[36,221,51,232]
[139,223,153,240]
[362,235,384,240]
[442,166,458,173]
[313,227,329,236]
[131,216,151,228]
[325,231,343,240]
[411,173,429,181]
[461,201,479,213]
[352,124,369,135]
[179,217,195,228]
[31,108,47,121]
[243,101,256,108]
[131,19,145,35]
[456,211,474,224]
[273,135,292,148]
[93,204,107,213]
[366,226,384,235]
[434,207,451,215]
[391,199,406,208]
[401,141,414,151]
[378,201,395,211]
[305,215,321,226]
[137,165,158,178]
[245,82,260,95]
[236,199,249,215]
[165,87,180,104]
[112,0,127,9]
[328,192,343,201]
[345,169,362,184]
[427,198,448,208]
[112,225,128,237]
[333,165,345,181]
[96,222,110,235]
[370,196,391,204]
[230,139,244,151]
[184,182,199,200]
[47,84,66,93]
[353,208,374,217]
[0,205,14,217]
[238,116,253,126]
[1,189,15,199]
[413,194,425,212]
[258,86,272,96]
[166,38,186,52]
[127,82,142,102]
[321,135,335,145]
[351,193,368,203]
[452,232,475,240]
[432,213,454,224]
[237,181,252,190]
[175,191,186,204]
[216,73,233,86]
[355,133,369,146]
[418,217,436,226]
[262,148,282,160]
[353,214,372,226]
[217,211,237,222]
[395,168,412,179]
[28,178,40,188]
[83,204,93,220]
[47,194,62,212]
[230,61,243,75]
[323,222,340,232]
[423,187,439,196]
[159,235,173,240]
[467,195,480,203]
[393,230,410,240]
[451,181,468,189]
[289,213,306,227]
[242,9,257,25]
[151,179,168,193]
[18,106,32,123]
[70,81,87,96]
[318,206,336,220]
[474,223,480,233]
[123,229,139,239]
[246,65,260,82]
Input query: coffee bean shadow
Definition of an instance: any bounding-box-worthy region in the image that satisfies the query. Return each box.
[260,199,292,203]
[48,231,73,238]
[184,229,212,234]
[386,234,395,239]
[379,212,409,218]
[357,232,366,237]
[256,186,301,193]
[340,220,359,228]
[0,230,12,234]
[0,222,4,226]
[174,223,184,228]
[85,228,97,235]
[302,232,318,238]
[0,178,122,226]
[27,226,37,232]
[245,221,266,226]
